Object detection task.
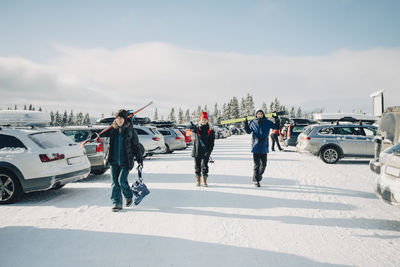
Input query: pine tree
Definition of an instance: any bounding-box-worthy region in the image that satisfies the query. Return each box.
[222,103,229,120]
[178,108,184,124]
[24,105,27,110]
[185,109,191,123]
[39,107,42,112]
[196,106,202,118]
[290,106,296,118]
[55,111,62,126]
[212,103,219,125]
[68,110,74,125]
[49,111,55,126]
[83,113,90,125]
[29,104,33,111]
[230,97,240,119]
[245,93,255,116]
[14,104,17,110]
[296,107,302,118]
[168,108,176,123]
[76,112,84,125]
[62,111,68,126]
[239,97,246,117]
[154,108,159,121]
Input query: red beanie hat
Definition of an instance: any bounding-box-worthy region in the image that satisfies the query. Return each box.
[200,112,209,120]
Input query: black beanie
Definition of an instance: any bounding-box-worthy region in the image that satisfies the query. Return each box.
[116,109,128,120]
[255,110,265,117]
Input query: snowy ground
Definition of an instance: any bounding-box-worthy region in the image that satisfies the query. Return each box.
[1,135,400,267]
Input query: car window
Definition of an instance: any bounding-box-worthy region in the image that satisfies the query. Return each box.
[292,126,306,133]
[135,128,149,135]
[0,134,26,149]
[351,127,365,136]
[63,130,89,142]
[150,128,161,135]
[159,130,171,136]
[318,127,336,135]
[363,127,376,136]
[335,127,353,135]
[29,131,75,148]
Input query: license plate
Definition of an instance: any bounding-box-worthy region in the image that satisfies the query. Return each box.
[385,166,400,178]
[67,156,82,165]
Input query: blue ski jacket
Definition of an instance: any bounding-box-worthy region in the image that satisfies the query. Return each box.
[244,114,278,154]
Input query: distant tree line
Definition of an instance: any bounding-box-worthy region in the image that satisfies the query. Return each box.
[161,93,311,125]
[4,104,91,126]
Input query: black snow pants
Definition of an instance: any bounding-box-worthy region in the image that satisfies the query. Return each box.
[195,157,210,177]
[253,154,267,182]
[270,133,282,151]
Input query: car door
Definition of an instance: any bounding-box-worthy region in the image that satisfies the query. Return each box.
[335,127,364,156]
[361,127,376,156]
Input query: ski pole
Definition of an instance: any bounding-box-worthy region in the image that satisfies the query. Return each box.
[80,101,153,148]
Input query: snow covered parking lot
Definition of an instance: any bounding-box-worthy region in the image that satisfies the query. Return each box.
[1,135,400,267]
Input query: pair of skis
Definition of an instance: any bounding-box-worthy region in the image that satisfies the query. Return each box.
[80,101,154,148]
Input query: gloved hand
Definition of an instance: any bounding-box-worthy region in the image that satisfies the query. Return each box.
[137,162,143,170]
[88,130,98,140]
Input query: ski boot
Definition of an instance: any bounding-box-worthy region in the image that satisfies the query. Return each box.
[132,181,150,205]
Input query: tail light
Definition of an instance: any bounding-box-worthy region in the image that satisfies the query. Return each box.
[175,137,182,140]
[153,137,160,141]
[288,125,292,138]
[302,137,311,141]
[39,153,65,162]
[96,137,104,153]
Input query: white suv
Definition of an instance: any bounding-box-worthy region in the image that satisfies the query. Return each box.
[0,127,91,204]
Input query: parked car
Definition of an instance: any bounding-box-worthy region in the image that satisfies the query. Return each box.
[133,125,166,156]
[280,118,318,147]
[0,126,91,204]
[158,128,187,153]
[370,106,400,174]
[296,123,377,164]
[178,129,193,146]
[374,143,400,207]
[60,125,110,175]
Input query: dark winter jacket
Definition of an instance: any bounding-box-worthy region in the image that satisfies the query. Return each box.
[191,123,215,158]
[244,113,278,154]
[101,120,143,170]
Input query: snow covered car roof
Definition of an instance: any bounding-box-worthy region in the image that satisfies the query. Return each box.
[0,110,50,127]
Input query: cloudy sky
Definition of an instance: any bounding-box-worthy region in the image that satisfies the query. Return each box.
[1,0,399,119]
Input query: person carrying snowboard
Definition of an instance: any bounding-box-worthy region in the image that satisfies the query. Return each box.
[92,109,143,212]
[191,112,215,187]
[244,109,278,187]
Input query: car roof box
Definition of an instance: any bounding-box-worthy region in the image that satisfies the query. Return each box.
[0,110,50,127]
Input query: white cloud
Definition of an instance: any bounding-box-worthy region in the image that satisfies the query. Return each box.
[1,43,399,118]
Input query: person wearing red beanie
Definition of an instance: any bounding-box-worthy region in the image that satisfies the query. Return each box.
[190,112,215,187]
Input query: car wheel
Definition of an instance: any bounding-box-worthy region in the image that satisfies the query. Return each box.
[320,147,340,164]
[0,170,23,204]
[165,144,173,154]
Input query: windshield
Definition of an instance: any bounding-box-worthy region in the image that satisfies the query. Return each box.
[29,131,75,148]
[63,130,89,142]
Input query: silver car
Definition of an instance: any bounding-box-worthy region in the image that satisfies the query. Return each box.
[133,125,166,156]
[374,143,400,207]
[61,125,110,175]
[158,128,187,153]
[296,124,377,164]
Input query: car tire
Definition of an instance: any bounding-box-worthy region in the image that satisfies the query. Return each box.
[320,146,340,164]
[91,168,108,175]
[0,170,23,204]
[165,144,173,154]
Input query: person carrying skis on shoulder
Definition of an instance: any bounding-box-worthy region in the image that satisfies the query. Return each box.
[190,112,215,187]
[91,109,143,212]
[244,109,278,187]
